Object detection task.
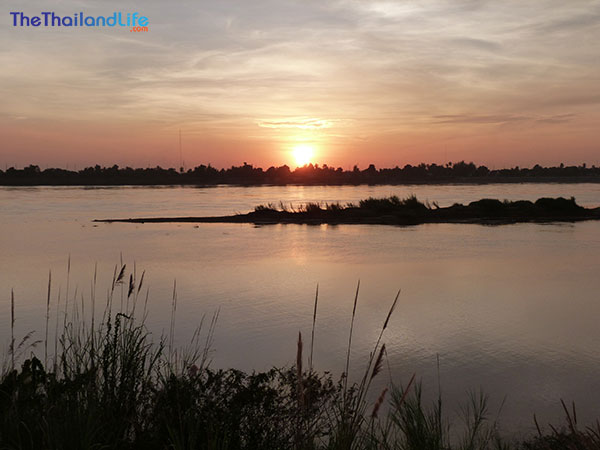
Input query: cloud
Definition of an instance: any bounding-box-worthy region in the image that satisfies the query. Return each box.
[447,37,502,52]
[535,114,576,124]
[432,115,530,125]
[432,113,577,126]
[256,118,334,129]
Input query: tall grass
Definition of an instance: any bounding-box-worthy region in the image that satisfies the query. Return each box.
[252,196,429,215]
[1,266,596,450]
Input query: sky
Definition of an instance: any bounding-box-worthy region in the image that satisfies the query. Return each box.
[1,0,600,169]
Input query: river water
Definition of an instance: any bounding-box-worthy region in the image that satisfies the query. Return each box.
[1,183,599,434]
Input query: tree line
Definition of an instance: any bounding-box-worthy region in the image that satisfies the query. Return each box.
[1,161,599,185]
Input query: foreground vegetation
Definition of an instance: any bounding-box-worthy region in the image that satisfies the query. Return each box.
[2,266,600,449]
[97,195,600,225]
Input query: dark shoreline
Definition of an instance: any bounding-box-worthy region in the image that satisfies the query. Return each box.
[3,161,600,186]
[4,176,600,187]
[95,196,600,226]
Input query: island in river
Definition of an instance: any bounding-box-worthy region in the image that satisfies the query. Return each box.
[95,196,600,226]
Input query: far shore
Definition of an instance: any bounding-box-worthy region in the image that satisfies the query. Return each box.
[3,161,600,186]
[3,176,600,187]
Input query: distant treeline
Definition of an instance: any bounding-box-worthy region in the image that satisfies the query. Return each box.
[2,161,600,186]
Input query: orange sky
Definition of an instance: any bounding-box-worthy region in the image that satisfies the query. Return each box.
[2,0,600,169]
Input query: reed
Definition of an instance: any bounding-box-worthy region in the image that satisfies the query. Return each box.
[10,289,14,371]
[44,270,51,368]
[309,284,318,372]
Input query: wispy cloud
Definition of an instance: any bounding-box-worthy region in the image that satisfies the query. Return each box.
[257,118,334,129]
[432,115,530,125]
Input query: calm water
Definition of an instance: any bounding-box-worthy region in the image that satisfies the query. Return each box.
[1,183,600,434]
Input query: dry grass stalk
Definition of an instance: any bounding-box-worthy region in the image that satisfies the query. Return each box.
[309,284,318,371]
[371,344,386,382]
[44,270,51,367]
[371,388,388,418]
[395,373,416,410]
[10,289,15,371]
[344,280,360,398]
[297,331,304,410]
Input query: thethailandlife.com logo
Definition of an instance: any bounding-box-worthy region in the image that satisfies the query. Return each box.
[10,12,150,32]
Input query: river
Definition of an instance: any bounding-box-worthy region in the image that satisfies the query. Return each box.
[1,183,599,435]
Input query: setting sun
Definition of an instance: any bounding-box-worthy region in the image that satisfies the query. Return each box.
[292,144,314,166]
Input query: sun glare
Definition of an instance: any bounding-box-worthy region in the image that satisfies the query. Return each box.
[292,144,314,166]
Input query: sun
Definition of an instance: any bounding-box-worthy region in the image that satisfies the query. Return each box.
[292,144,314,166]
